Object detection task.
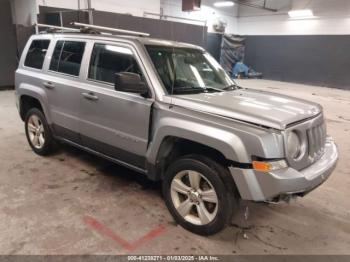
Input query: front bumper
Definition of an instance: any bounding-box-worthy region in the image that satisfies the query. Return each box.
[230,137,338,201]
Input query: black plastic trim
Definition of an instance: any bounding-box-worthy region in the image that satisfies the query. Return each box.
[51,124,147,173]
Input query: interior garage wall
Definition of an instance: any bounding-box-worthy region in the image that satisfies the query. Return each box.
[39,6,208,48]
[92,11,208,47]
[206,33,223,61]
[37,0,238,34]
[160,0,238,34]
[238,0,350,35]
[244,35,350,90]
[11,0,37,56]
[37,0,161,17]
[0,0,17,88]
[239,0,350,89]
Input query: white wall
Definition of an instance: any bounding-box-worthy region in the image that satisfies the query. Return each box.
[158,0,238,34]
[36,0,238,34]
[12,0,350,35]
[11,0,37,26]
[238,0,350,35]
[37,0,81,10]
[36,0,160,17]
[91,0,160,17]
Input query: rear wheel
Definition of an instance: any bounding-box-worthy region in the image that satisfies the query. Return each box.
[25,108,56,156]
[163,154,238,235]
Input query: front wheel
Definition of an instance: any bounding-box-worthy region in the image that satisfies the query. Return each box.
[163,155,238,235]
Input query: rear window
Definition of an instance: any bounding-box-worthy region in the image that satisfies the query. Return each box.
[24,40,50,69]
[49,40,85,76]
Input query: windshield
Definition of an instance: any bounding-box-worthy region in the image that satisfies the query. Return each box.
[146,45,236,95]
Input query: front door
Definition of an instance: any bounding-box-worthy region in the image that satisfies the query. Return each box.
[78,42,153,170]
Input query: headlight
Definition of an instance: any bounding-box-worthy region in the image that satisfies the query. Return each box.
[287,131,302,159]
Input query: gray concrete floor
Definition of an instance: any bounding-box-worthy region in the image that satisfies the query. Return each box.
[0,79,349,255]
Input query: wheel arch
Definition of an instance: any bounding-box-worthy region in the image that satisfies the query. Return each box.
[146,122,249,182]
[160,136,227,173]
[18,84,51,123]
[19,95,44,120]
[148,119,249,163]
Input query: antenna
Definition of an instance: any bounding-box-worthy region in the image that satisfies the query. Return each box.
[71,22,150,37]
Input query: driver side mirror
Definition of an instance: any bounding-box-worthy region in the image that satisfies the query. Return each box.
[115,72,149,98]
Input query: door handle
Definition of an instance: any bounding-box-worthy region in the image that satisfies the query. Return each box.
[43,81,55,89]
[82,92,99,101]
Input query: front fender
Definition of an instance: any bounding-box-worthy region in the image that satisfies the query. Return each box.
[147,116,249,165]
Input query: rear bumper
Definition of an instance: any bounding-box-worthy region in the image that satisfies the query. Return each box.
[230,137,338,201]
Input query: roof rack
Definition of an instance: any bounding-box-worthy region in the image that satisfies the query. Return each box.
[35,23,112,35]
[35,23,80,34]
[35,22,150,37]
[71,22,150,37]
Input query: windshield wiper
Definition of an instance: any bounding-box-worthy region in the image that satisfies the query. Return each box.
[172,87,204,94]
[204,87,224,93]
[172,86,223,95]
[190,86,223,93]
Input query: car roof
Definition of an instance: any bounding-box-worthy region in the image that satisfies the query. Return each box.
[35,32,204,51]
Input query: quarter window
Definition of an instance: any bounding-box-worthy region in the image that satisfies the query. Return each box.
[24,40,50,69]
[88,44,142,84]
[49,40,85,76]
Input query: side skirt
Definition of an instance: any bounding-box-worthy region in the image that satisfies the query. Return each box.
[56,137,148,175]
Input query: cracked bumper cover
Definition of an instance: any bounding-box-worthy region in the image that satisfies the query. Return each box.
[230,137,338,201]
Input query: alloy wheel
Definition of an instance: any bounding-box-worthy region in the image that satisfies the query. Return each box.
[27,115,45,149]
[170,170,218,225]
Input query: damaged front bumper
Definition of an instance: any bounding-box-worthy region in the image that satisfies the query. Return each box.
[230,137,338,202]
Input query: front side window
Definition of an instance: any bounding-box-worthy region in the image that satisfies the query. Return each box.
[24,40,50,69]
[88,43,142,84]
[146,46,235,94]
[49,40,85,76]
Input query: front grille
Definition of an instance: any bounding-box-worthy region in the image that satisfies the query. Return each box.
[307,122,326,161]
[285,113,326,170]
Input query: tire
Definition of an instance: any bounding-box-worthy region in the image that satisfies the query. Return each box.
[25,108,56,156]
[162,154,238,235]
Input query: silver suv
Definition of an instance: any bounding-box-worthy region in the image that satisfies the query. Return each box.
[15,25,338,235]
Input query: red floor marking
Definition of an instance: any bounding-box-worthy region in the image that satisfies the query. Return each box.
[83,215,166,252]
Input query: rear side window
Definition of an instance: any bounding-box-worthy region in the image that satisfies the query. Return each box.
[24,40,50,69]
[49,40,85,76]
[88,43,142,84]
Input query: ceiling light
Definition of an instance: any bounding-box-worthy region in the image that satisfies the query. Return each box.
[288,9,314,18]
[214,1,235,7]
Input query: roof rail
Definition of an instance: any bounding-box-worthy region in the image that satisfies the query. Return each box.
[71,22,150,37]
[35,22,150,37]
[35,23,80,34]
[35,23,113,35]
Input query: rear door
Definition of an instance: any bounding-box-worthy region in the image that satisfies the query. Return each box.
[44,39,86,143]
[78,41,154,170]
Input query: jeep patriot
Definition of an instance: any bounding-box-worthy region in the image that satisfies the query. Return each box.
[15,25,338,235]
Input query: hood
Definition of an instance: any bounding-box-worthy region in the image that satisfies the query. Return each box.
[172,88,322,130]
